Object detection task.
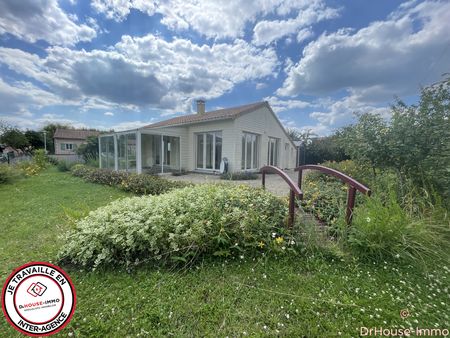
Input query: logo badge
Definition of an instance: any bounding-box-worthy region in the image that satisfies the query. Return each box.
[1,262,76,336]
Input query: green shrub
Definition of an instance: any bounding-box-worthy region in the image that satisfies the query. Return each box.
[301,177,347,227]
[0,164,22,184]
[16,161,42,176]
[220,171,258,180]
[46,156,59,166]
[33,149,48,169]
[344,194,449,262]
[70,165,185,195]
[58,184,290,268]
[71,164,93,177]
[56,160,74,172]
[320,160,373,185]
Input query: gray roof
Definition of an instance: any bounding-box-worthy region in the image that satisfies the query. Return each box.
[53,129,100,140]
[143,101,267,128]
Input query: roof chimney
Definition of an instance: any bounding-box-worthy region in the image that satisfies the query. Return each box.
[196,99,205,114]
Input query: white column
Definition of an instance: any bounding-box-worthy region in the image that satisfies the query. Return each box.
[114,134,118,171]
[136,131,142,174]
[161,134,164,174]
[98,137,102,168]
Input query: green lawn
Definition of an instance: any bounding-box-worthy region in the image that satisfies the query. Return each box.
[1,169,448,337]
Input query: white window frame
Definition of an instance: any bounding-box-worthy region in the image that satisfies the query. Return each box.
[195,131,222,171]
[241,132,259,170]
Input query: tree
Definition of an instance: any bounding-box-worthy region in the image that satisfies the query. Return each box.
[76,136,99,163]
[25,130,45,149]
[337,112,389,173]
[305,135,349,164]
[0,125,29,150]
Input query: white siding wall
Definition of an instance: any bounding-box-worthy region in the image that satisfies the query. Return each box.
[54,138,86,155]
[138,106,296,173]
[233,106,296,170]
[187,120,235,172]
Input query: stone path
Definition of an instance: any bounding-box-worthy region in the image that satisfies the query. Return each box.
[166,169,300,197]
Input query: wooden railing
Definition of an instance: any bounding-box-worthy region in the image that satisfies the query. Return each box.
[260,166,303,227]
[295,165,371,224]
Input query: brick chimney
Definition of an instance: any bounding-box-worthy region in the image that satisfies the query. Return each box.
[196,99,205,114]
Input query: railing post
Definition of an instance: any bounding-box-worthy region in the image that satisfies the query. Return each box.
[345,186,357,224]
[262,171,266,188]
[297,168,303,190]
[288,190,295,228]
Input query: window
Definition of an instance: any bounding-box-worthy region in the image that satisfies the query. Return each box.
[61,143,76,151]
[241,132,259,170]
[100,136,114,169]
[196,131,222,170]
[117,133,136,172]
[267,137,279,166]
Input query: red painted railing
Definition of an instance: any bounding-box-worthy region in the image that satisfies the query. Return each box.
[295,165,371,224]
[260,166,303,228]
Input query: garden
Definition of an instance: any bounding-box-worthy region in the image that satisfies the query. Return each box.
[0,80,449,336]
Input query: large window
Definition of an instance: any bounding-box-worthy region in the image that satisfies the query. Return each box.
[267,137,279,166]
[196,132,222,170]
[118,133,136,172]
[100,136,114,169]
[241,132,259,170]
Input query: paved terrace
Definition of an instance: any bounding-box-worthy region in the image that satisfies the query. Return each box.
[166,169,300,197]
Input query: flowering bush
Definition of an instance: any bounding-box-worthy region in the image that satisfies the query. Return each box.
[58,184,290,268]
[70,164,185,195]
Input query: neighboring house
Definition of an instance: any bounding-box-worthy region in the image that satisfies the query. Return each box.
[54,129,100,155]
[99,101,297,174]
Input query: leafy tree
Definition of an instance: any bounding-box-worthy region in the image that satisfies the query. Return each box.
[305,135,349,164]
[0,125,29,150]
[337,76,450,199]
[77,136,99,163]
[25,130,45,149]
[337,113,389,173]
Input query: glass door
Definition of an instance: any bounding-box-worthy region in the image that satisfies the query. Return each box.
[267,137,279,166]
[196,132,222,170]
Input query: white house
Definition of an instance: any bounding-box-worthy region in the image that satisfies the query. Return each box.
[99,101,297,174]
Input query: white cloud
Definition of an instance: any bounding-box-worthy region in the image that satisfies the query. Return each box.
[92,0,334,40]
[0,0,96,46]
[263,95,310,113]
[252,1,338,46]
[0,35,278,114]
[104,112,114,116]
[91,0,156,22]
[296,28,314,43]
[277,0,450,101]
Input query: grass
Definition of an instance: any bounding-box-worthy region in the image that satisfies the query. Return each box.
[0,168,449,337]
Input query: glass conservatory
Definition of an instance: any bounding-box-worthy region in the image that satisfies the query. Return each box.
[99,131,181,174]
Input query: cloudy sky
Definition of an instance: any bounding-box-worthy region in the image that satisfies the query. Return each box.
[0,0,449,134]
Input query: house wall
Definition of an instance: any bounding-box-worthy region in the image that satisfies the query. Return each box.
[137,106,296,173]
[140,126,189,170]
[233,106,297,170]
[54,138,86,155]
[187,120,235,172]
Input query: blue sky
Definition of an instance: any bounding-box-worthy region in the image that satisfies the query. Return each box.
[0,0,449,135]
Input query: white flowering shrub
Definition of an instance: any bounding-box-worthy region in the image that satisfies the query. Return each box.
[58,184,289,268]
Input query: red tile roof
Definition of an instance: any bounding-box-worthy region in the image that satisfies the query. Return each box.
[143,101,268,128]
[53,129,100,140]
